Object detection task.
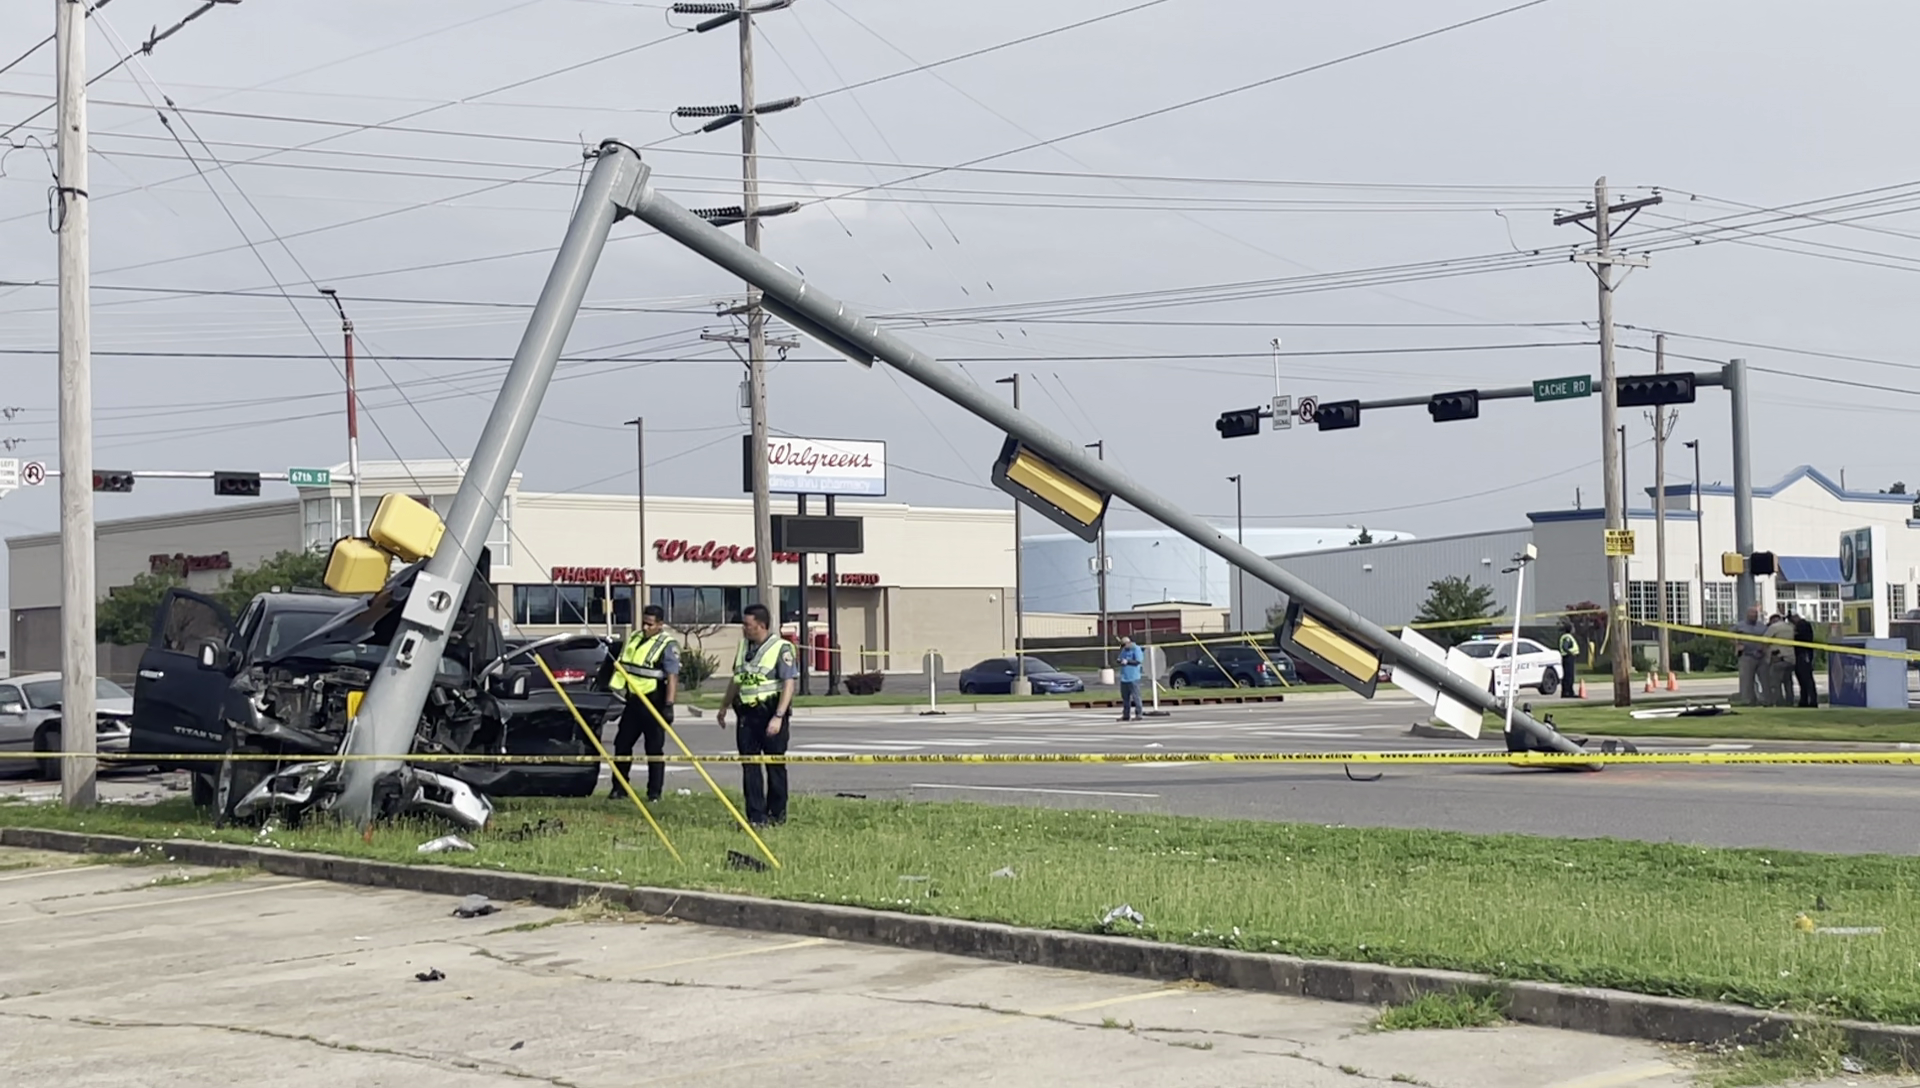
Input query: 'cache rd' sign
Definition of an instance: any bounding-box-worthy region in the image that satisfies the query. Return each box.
[1532,375,1593,402]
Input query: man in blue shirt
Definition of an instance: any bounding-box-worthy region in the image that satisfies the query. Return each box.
[1116,635,1145,721]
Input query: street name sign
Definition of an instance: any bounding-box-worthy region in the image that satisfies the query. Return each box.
[1533,375,1593,402]
[288,467,332,488]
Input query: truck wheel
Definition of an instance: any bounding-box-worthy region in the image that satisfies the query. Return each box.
[212,743,272,829]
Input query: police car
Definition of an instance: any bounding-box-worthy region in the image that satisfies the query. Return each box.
[1454,634,1563,697]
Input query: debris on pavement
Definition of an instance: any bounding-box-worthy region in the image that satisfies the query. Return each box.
[1102,904,1146,928]
[835,792,867,799]
[1794,913,1816,932]
[1841,1055,1866,1074]
[726,850,769,872]
[418,835,477,854]
[452,894,499,919]
[1817,926,1884,936]
[510,1041,526,1052]
[676,788,693,797]
[990,866,1017,879]
[414,968,446,982]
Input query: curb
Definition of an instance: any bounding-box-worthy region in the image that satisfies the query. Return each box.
[7,825,1916,1056]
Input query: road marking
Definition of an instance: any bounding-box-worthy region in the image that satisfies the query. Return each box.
[0,864,105,883]
[631,937,828,972]
[0,878,323,927]
[1541,1060,1680,1088]
[910,783,1158,799]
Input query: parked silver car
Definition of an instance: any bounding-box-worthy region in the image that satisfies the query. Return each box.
[0,673,136,779]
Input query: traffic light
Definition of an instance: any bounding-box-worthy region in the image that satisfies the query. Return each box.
[1314,400,1361,431]
[1427,390,1479,423]
[1215,408,1262,439]
[1750,551,1776,577]
[91,470,134,493]
[213,471,262,498]
[1615,373,1695,407]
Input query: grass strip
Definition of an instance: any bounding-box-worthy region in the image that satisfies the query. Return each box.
[1541,704,1920,743]
[1374,991,1505,1031]
[5,794,1920,1023]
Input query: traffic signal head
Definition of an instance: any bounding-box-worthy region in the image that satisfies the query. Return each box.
[91,470,134,493]
[1215,408,1262,439]
[213,471,262,498]
[1427,390,1479,423]
[1616,373,1695,408]
[1314,400,1361,431]
[1750,551,1777,577]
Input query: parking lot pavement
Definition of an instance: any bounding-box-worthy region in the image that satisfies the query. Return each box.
[0,846,1723,1088]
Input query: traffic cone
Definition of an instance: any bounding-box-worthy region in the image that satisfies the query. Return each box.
[1577,678,1587,699]
[1666,671,1679,692]
[1643,671,1655,694]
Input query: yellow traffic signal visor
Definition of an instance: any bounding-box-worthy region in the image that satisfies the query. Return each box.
[991,437,1110,543]
[1278,602,1382,699]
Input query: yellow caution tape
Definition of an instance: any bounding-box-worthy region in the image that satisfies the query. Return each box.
[1647,619,1920,662]
[18,749,1920,767]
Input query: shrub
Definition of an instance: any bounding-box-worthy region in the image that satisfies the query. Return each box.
[679,649,721,690]
[1673,635,1738,672]
[844,671,885,696]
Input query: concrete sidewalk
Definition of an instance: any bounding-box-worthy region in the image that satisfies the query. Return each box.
[0,846,1730,1088]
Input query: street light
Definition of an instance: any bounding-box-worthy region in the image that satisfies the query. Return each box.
[318,287,364,537]
[995,375,1025,694]
[1685,439,1705,628]
[1227,475,1244,631]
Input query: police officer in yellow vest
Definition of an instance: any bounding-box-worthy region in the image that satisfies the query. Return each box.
[714,603,797,828]
[607,604,680,802]
[1557,624,1580,699]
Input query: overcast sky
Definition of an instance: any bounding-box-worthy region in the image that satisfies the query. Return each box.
[4,0,1919,641]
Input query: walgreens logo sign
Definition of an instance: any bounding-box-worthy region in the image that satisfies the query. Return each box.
[653,538,800,569]
[746,435,888,496]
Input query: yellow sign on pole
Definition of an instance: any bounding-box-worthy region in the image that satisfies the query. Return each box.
[1605,529,1636,557]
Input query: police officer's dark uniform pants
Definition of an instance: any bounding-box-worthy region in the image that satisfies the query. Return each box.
[1795,651,1818,708]
[611,692,668,800]
[734,702,790,825]
[1560,654,1578,697]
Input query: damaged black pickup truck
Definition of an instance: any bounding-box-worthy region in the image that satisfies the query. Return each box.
[129,556,614,829]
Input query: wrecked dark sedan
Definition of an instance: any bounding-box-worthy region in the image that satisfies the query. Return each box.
[129,556,602,829]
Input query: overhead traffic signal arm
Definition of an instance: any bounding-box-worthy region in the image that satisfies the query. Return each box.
[1251,369,1724,433]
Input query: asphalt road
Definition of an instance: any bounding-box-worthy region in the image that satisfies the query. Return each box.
[744,696,1920,856]
[6,685,1917,856]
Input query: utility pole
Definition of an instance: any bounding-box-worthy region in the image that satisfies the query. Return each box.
[1228,474,1244,630]
[1686,438,1706,629]
[1087,439,1109,669]
[1726,358,1757,618]
[55,0,96,809]
[996,374,1026,693]
[672,0,802,625]
[1650,334,1677,679]
[625,416,645,629]
[1556,177,1661,707]
[738,1,774,621]
[319,288,364,536]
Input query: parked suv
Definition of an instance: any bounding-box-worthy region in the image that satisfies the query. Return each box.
[1166,645,1295,689]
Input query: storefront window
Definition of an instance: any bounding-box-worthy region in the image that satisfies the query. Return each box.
[514,585,557,626]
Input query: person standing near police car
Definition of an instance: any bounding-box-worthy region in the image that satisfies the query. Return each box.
[1557,623,1581,698]
[607,604,679,803]
[715,603,797,828]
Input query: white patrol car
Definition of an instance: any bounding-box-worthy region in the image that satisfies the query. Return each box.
[1453,634,1563,697]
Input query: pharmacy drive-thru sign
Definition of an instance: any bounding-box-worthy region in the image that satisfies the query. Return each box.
[743,435,888,496]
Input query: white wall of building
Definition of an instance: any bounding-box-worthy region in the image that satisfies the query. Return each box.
[1021,526,1413,616]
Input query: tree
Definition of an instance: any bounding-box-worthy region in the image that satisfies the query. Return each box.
[97,571,185,646]
[214,550,328,616]
[1412,576,1496,647]
[1349,526,1374,546]
[1885,481,1908,495]
[95,550,330,647]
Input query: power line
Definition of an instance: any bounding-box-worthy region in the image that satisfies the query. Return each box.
[801,0,1563,211]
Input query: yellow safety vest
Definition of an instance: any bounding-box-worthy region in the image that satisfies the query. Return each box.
[610,631,674,697]
[732,636,791,706]
[1559,632,1579,656]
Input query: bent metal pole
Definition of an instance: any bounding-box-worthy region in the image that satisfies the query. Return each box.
[333,143,652,822]
[624,160,1582,755]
